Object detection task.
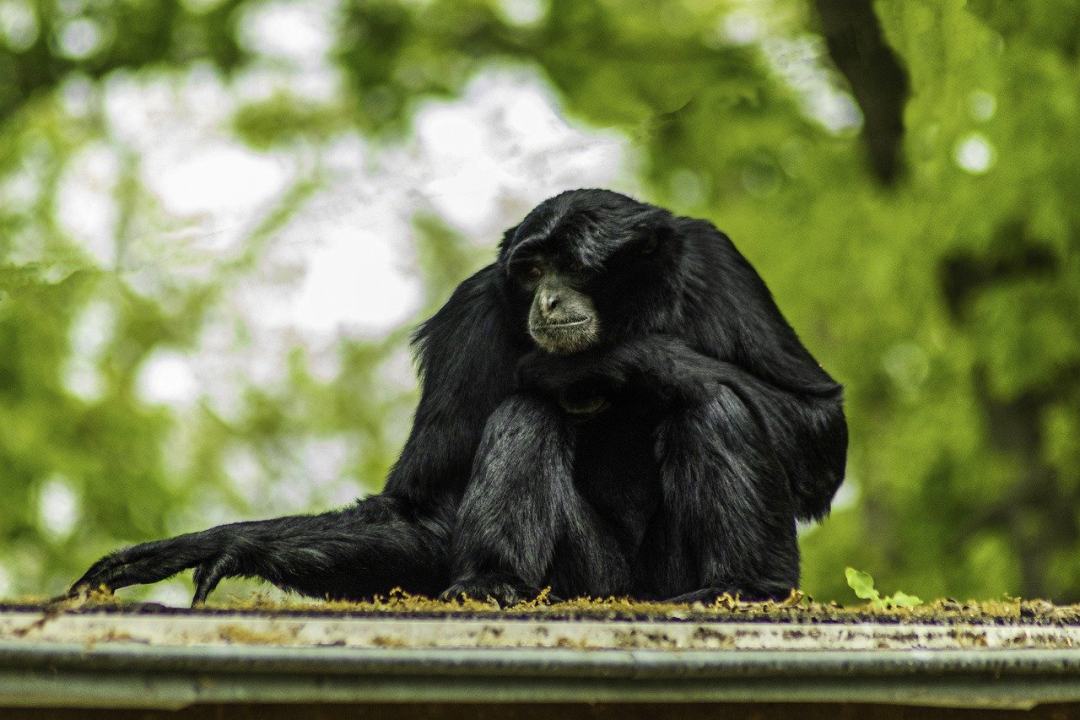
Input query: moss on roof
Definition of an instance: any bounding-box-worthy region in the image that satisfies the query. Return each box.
[11,588,1078,626]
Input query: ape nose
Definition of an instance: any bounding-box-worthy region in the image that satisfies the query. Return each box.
[540,290,560,314]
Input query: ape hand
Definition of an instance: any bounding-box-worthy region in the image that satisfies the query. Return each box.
[516,336,705,405]
[515,350,625,415]
[69,524,254,607]
[516,349,627,396]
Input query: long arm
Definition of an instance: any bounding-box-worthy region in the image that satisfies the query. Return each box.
[70,495,456,603]
[385,264,521,501]
[519,335,839,599]
[71,265,522,604]
[676,221,848,520]
[518,334,847,522]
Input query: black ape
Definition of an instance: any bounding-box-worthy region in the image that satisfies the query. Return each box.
[70,189,847,606]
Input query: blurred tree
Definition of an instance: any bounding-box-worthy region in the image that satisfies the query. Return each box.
[0,0,249,120]
[813,0,909,183]
[2,0,1079,601]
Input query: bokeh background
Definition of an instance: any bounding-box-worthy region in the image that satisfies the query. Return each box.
[2,0,1079,605]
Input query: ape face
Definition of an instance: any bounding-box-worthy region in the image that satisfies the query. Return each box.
[514,260,600,355]
[501,190,682,355]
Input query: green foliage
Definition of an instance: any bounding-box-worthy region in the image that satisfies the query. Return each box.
[232,94,351,150]
[2,0,1080,603]
[0,0,249,121]
[845,567,923,610]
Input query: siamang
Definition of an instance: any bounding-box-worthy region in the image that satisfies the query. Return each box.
[69,189,847,606]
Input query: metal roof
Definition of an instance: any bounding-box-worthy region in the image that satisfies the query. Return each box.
[2,607,1079,710]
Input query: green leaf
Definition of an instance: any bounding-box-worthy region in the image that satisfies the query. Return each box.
[846,567,923,609]
[884,590,924,608]
[845,567,881,604]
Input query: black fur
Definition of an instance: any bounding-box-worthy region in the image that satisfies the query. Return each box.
[69,189,846,606]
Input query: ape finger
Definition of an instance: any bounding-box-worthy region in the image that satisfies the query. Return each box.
[68,552,140,596]
[69,536,209,597]
[191,555,234,606]
[72,556,181,596]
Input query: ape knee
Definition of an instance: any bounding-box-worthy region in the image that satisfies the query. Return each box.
[654,385,794,530]
[660,381,844,523]
[656,386,759,460]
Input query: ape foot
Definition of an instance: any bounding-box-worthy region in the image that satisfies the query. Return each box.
[440,576,540,607]
[666,586,791,604]
[664,587,733,605]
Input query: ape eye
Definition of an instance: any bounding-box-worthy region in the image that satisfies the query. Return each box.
[525,265,543,280]
[641,236,659,255]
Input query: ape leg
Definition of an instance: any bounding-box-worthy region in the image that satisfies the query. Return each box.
[70,494,454,605]
[649,386,800,601]
[444,394,628,605]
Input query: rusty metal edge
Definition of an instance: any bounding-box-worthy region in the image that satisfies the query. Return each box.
[1,641,1079,710]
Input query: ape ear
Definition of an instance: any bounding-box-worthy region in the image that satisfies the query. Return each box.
[642,216,675,255]
[634,213,679,261]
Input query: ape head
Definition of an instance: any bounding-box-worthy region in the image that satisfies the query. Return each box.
[499,189,685,355]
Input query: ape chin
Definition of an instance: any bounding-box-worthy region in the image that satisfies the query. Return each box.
[70,189,847,607]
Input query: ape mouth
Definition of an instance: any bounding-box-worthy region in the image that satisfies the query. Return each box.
[529,316,600,354]
[539,318,591,329]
